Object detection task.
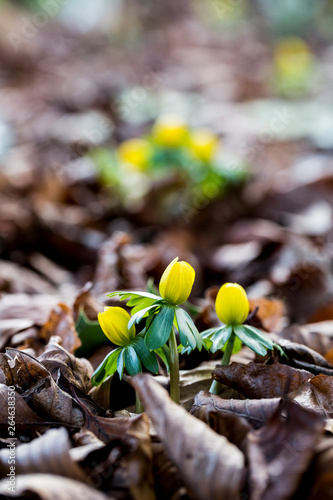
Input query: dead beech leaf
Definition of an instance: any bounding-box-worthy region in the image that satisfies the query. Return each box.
[277,324,333,357]
[131,374,245,500]
[289,374,333,418]
[305,438,333,500]
[248,297,285,332]
[152,441,188,500]
[247,399,324,500]
[0,349,85,427]
[191,391,281,429]
[0,473,113,500]
[277,339,333,376]
[38,339,93,393]
[194,405,252,454]
[0,383,44,434]
[40,303,81,354]
[0,427,87,481]
[212,362,313,399]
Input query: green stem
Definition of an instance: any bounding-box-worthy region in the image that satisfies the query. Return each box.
[210,331,235,395]
[135,391,143,414]
[168,326,180,404]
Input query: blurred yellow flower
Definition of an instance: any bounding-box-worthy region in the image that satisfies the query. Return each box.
[117,138,152,170]
[189,129,219,162]
[274,37,312,81]
[98,307,136,346]
[159,257,195,305]
[215,283,249,326]
[152,114,188,147]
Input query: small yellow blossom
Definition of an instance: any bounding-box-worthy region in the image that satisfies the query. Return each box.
[98,307,136,346]
[159,257,195,305]
[152,114,188,147]
[215,283,249,326]
[274,37,312,81]
[117,138,152,170]
[189,129,219,162]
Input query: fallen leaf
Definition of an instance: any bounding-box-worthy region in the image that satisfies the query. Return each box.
[289,374,333,418]
[247,399,324,500]
[212,362,313,398]
[131,374,245,500]
[40,303,81,354]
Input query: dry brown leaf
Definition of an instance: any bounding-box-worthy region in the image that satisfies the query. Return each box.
[131,374,245,500]
[0,473,114,499]
[0,383,44,434]
[191,391,281,429]
[248,297,285,332]
[248,399,324,500]
[0,427,87,481]
[212,362,313,399]
[289,374,333,418]
[277,324,333,357]
[40,303,81,354]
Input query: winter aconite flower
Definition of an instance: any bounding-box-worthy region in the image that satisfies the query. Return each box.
[152,114,188,147]
[98,307,136,346]
[117,138,152,170]
[159,257,195,306]
[215,283,250,326]
[189,129,219,162]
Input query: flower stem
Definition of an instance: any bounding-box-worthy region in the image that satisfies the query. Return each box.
[209,331,235,395]
[135,391,143,414]
[168,326,180,404]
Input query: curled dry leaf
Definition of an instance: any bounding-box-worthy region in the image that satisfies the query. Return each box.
[0,349,85,427]
[194,405,252,454]
[38,339,93,393]
[0,383,44,435]
[152,441,188,500]
[131,374,245,500]
[276,324,333,357]
[40,303,81,354]
[247,399,324,500]
[0,473,114,500]
[191,391,281,429]
[289,374,333,418]
[277,339,333,376]
[212,362,313,399]
[305,438,333,500]
[0,427,87,481]
[248,297,285,332]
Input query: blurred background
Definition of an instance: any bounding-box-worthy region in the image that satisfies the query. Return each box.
[1,0,333,326]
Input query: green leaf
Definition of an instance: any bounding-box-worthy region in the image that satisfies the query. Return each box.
[145,307,175,350]
[108,290,161,302]
[200,327,219,339]
[240,325,276,349]
[130,297,157,314]
[75,308,108,357]
[234,325,268,356]
[210,326,233,353]
[128,304,159,329]
[132,337,159,374]
[155,345,170,372]
[91,347,121,386]
[124,345,142,376]
[175,308,202,350]
[117,349,125,379]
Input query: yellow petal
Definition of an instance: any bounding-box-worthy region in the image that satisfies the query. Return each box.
[117,138,152,170]
[152,114,188,147]
[215,283,249,326]
[189,129,219,162]
[98,307,135,346]
[159,257,195,305]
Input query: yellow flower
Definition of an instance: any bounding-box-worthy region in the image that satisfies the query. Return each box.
[152,114,188,147]
[98,307,136,346]
[159,257,195,305]
[117,138,152,170]
[215,283,249,326]
[189,129,219,162]
[274,37,312,81]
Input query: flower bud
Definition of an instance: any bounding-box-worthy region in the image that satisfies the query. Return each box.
[215,283,249,326]
[118,138,152,170]
[98,307,136,346]
[159,257,195,305]
[152,114,188,147]
[189,129,219,162]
